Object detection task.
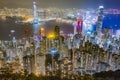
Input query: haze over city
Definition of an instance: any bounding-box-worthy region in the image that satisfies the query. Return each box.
[0,0,120,9]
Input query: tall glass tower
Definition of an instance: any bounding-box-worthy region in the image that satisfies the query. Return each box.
[33,1,37,20]
[97,6,104,35]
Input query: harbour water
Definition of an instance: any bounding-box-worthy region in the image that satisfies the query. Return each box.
[0,18,73,40]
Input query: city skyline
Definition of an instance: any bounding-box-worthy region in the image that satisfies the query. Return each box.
[0,0,120,79]
[0,0,120,9]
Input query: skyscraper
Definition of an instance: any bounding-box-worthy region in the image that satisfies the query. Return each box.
[54,26,60,40]
[33,1,37,20]
[97,6,104,35]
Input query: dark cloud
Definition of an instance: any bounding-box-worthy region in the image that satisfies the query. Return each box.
[0,0,119,9]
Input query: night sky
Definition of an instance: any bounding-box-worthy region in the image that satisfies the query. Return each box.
[0,0,120,9]
[102,14,120,30]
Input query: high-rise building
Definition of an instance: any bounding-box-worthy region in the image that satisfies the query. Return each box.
[33,1,37,20]
[39,28,45,37]
[54,26,60,40]
[73,18,83,35]
[96,6,104,35]
[36,38,46,75]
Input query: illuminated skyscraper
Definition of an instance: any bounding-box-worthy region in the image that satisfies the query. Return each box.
[33,1,37,20]
[39,28,45,37]
[54,26,60,40]
[97,6,104,35]
[73,18,83,35]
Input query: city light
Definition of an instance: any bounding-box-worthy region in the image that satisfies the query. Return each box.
[50,48,58,56]
[99,6,104,9]
[47,33,55,39]
[0,0,120,80]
